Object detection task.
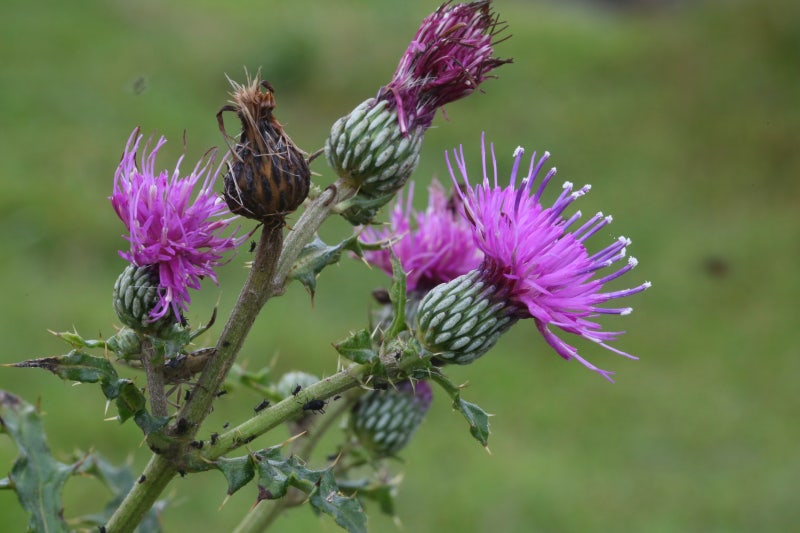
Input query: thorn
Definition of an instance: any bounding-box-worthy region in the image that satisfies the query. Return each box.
[281,431,308,448]
[219,494,231,511]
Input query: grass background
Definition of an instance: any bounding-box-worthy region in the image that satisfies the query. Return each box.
[1,0,798,531]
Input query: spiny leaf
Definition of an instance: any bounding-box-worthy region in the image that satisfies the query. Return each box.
[224,447,367,533]
[429,371,491,447]
[337,478,398,518]
[384,253,408,340]
[214,456,256,496]
[0,390,73,533]
[289,235,361,298]
[9,352,168,436]
[454,398,491,447]
[9,351,117,386]
[309,471,367,533]
[334,329,377,364]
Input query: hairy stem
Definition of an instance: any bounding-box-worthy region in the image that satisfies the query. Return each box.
[274,180,356,283]
[179,223,284,431]
[105,455,176,533]
[140,336,168,418]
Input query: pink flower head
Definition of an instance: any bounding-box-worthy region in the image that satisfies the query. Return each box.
[361,180,483,293]
[380,0,510,135]
[110,129,245,322]
[447,135,651,381]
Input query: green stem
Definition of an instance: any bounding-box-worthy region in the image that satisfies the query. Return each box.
[140,336,167,418]
[179,224,284,430]
[274,180,356,283]
[197,361,369,461]
[105,455,176,533]
[196,344,431,462]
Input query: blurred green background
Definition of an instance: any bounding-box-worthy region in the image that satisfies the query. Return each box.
[1,0,798,531]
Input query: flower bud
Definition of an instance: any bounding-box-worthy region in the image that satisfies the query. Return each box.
[415,270,518,365]
[113,264,177,334]
[106,327,142,359]
[350,380,432,457]
[325,98,424,224]
[221,77,310,225]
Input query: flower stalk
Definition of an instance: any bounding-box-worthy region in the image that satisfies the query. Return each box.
[140,336,168,418]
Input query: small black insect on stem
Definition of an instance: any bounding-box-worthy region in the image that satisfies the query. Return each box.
[302,398,327,415]
[254,399,270,412]
[249,240,257,252]
[291,384,302,396]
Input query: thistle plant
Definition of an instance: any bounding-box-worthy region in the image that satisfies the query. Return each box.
[0,2,650,532]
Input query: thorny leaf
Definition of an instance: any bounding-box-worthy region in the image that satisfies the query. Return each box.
[384,253,408,340]
[429,370,491,447]
[215,456,256,496]
[7,352,168,436]
[215,446,367,533]
[0,390,73,533]
[289,235,364,299]
[334,329,377,364]
[337,478,398,518]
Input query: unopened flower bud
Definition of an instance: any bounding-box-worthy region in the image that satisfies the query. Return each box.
[351,380,432,457]
[113,264,177,334]
[106,327,142,359]
[325,98,424,223]
[221,77,310,226]
[416,270,518,365]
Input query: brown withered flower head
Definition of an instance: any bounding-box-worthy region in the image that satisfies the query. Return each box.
[218,75,311,226]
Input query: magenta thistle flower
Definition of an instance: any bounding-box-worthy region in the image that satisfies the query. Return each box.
[110,129,244,322]
[417,136,650,381]
[380,0,511,134]
[361,180,483,293]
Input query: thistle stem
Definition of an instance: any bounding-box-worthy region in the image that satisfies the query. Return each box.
[140,336,168,418]
[105,455,176,532]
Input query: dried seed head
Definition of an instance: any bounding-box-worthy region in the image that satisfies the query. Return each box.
[220,76,310,226]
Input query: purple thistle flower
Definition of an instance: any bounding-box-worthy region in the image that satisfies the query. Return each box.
[380,0,511,135]
[110,129,245,322]
[361,180,483,293]
[444,135,651,382]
